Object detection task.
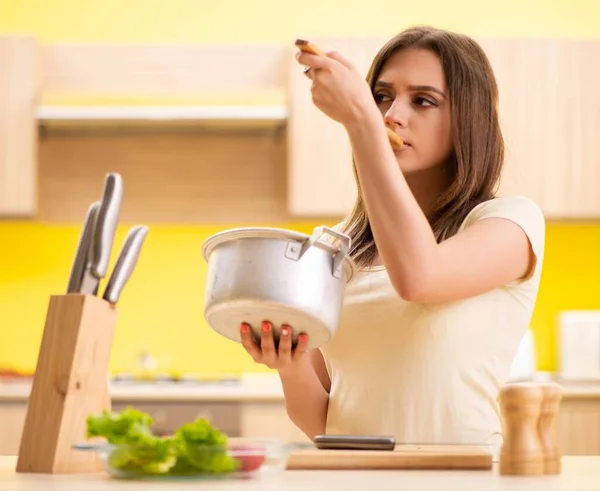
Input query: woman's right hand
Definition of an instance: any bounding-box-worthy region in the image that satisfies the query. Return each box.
[240,321,309,374]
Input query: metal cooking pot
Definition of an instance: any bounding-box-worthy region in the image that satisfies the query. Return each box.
[201,225,355,350]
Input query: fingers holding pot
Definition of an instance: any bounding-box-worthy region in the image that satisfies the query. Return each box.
[260,321,277,366]
[278,325,293,361]
[239,320,310,369]
[294,333,309,359]
[240,323,262,363]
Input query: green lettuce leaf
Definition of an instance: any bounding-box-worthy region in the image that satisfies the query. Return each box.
[86,408,240,475]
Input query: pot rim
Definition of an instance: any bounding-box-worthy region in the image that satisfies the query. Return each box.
[201,227,356,281]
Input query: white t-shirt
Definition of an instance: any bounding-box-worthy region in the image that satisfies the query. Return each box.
[320,195,545,457]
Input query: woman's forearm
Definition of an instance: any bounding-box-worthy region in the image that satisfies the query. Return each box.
[278,360,329,440]
[344,110,439,300]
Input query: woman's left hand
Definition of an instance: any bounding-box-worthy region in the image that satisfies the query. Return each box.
[295,49,377,126]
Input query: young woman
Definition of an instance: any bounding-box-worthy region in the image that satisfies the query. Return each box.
[239,26,545,455]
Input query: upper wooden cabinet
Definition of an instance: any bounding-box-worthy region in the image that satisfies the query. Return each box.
[0,38,289,222]
[0,37,38,217]
[483,38,600,218]
[2,35,598,222]
[286,37,600,219]
[286,38,382,217]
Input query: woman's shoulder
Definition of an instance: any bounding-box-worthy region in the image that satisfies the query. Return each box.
[464,195,544,221]
[461,195,546,283]
[461,195,545,237]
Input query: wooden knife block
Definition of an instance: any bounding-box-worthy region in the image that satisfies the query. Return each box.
[16,293,117,474]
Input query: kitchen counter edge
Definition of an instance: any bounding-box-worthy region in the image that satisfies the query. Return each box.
[0,374,286,403]
[1,374,600,403]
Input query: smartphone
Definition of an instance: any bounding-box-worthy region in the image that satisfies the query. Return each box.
[313,434,396,451]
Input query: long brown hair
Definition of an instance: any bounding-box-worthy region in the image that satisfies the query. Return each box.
[343,26,505,268]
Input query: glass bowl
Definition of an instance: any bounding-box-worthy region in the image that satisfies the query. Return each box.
[73,437,288,480]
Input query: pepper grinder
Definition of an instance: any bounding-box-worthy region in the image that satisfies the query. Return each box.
[498,382,545,475]
[538,382,563,474]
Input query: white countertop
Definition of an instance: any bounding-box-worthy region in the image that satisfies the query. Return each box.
[1,456,600,491]
[1,373,600,403]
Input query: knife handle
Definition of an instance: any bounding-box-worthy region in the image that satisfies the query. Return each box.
[103,225,149,304]
[92,173,123,278]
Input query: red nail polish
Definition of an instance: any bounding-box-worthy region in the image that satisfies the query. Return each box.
[281,327,289,336]
[240,323,249,334]
[299,333,308,343]
[261,322,271,332]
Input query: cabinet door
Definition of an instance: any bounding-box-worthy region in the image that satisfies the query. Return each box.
[0,36,38,217]
[481,38,600,218]
[288,36,600,219]
[569,41,600,217]
[556,398,600,455]
[241,402,310,443]
[112,401,242,437]
[286,38,383,217]
[0,402,28,455]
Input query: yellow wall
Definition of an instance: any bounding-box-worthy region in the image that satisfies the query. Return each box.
[0,222,323,376]
[2,220,600,375]
[2,0,599,42]
[1,0,599,375]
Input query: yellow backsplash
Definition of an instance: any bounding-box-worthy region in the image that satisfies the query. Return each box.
[1,220,600,375]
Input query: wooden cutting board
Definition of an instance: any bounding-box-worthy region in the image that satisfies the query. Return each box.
[286,444,493,470]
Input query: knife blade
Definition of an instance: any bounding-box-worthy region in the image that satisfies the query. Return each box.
[80,206,102,295]
[102,225,149,304]
[67,201,100,294]
[91,173,124,280]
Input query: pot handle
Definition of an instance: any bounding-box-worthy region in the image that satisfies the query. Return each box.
[287,226,352,278]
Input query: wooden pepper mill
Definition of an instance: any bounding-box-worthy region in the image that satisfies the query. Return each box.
[538,382,563,474]
[498,381,563,476]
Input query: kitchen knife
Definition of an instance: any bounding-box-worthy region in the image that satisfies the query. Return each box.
[102,225,149,304]
[67,201,100,294]
[79,204,102,295]
[91,172,124,280]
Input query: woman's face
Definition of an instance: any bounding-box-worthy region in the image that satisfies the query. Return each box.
[373,47,453,174]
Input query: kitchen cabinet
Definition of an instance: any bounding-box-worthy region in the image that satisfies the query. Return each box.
[38,129,289,223]
[556,397,600,455]
[1,391,599,456]
[111,400,243,438]
[286,37,382,217]
[1,36,291,224]
[0,398,309,456]
[0,36,38,217]
[480,38,600,218]
[3,34,597,222]
[0,401,27,456]
[241,402,311,443]
[35,43,290,224]
[286,37,600,219]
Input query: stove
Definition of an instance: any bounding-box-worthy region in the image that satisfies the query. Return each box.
[109,372,241,386]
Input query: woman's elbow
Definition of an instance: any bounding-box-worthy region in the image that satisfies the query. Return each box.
[390,275,425,302]
[389,268,439,303]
